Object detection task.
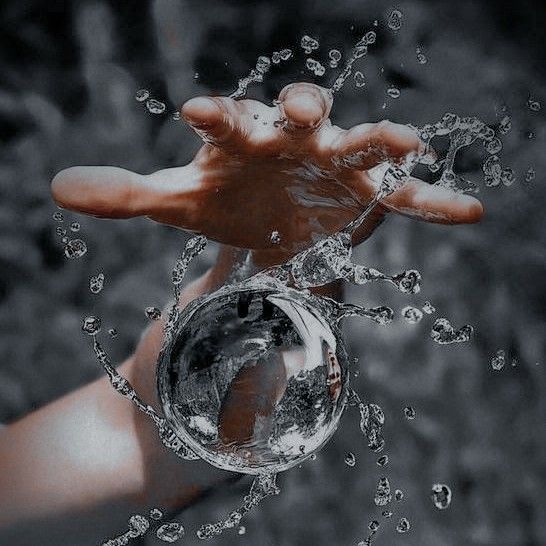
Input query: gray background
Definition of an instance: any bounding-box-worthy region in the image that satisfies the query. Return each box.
[0,0,545,544]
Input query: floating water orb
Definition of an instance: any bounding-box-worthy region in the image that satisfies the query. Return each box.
[82,316,101,335]
[146,306,162,320]
[396,517,411,533]
[491,349,505,371]
[64,238,87,259]
[149,508,163,520]
[306,58,326,76]
[238,525,246,535]
[374,477,392,506]
[270,231,281,244]
[300,35,319,54]
[89,272,105,294]
[279,48,293,61]
[354,71,366,88]
[386,86,401,99]
[377,455,389,467]
[146,99,166,115]
[135,89,150,102]
[128,514,149,537]
[403,406,416,420]
[52,211,64,222]
[394,488,404,501]
[344,452,356,466]
[157,281,349,474]
[431,483,452,510]
[156,522,184,543]
[401,306,423,324]
[70,221,80,232]
[387,9,403,31]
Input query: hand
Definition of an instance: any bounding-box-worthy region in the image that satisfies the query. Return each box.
[52,82,483,265]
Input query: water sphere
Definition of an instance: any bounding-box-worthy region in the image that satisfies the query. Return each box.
[157,280,349,474]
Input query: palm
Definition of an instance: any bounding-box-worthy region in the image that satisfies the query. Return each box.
[52,83,483,261]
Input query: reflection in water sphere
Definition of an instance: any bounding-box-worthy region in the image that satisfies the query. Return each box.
[157,281,349,474]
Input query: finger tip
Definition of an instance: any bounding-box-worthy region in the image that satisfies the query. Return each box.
[279,82,331,130]
[181,96,222,127]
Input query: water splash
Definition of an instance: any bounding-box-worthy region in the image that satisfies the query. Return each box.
[156,522,185,543]
[102,514,150,546]
[196,474,279,540]
[430,318,473,344]
[491,349,506,370]
[374,477,392,506]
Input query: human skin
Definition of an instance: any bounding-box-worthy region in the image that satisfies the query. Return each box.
[0,83,483,543]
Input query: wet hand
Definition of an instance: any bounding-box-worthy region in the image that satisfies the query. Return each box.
[52,82,483,261]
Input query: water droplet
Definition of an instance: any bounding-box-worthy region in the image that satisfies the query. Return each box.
[395,489,404,501]
[70,221,80,232]
[270,231,281,244]
[498,115,512,135]
[56,226,67,237]
[145,306,162,320]
[150,508,163,520]
[108,327,118,337]
[416,46,428,64]
[128,515,149,537]
[328,49,342,68]
[386,86,400,99]
[146,99,166,115]
[485,137,502,155]
[501,167,515,186]
[359,402,385,452]
[135,89,150,102]
[156,522,184,542]
[377,455,389,467]
[52,211,64,222]
[279,48,293,61]
[401,306,423,324]
[387,9,403,31]
[430,318,473,344]
[82,316,101,335]
[382,510,393,518]
[306,58,326,76]
[404,406,416,420]
[527,98,541,112]
[256,56,271,74]
[491,349,505,371]
[396,517,411,533]
[392,269,421,294]
[64,238,88,259]
[431,483,452,509]
[368,520,380,531]
[89,272,105,294]
[172,111,181,121]
[238,525,246,535]
[422,301,436,314]
[344,452,356,467]
[524,167,536,183]
[374,477,392,506]
[354,71,366,88]
[301,35,319,54]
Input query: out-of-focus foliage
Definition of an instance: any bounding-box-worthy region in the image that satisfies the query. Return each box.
[0,1,544,545]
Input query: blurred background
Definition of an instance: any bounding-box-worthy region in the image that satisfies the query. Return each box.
[0,0,545,544]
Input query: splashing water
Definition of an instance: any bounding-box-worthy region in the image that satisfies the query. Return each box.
[491,349,506,370]
[102,514,150,546]
[430,318,473,344]
[374,477,392,506]
[196,474,280,540]
[156,522,185,543]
